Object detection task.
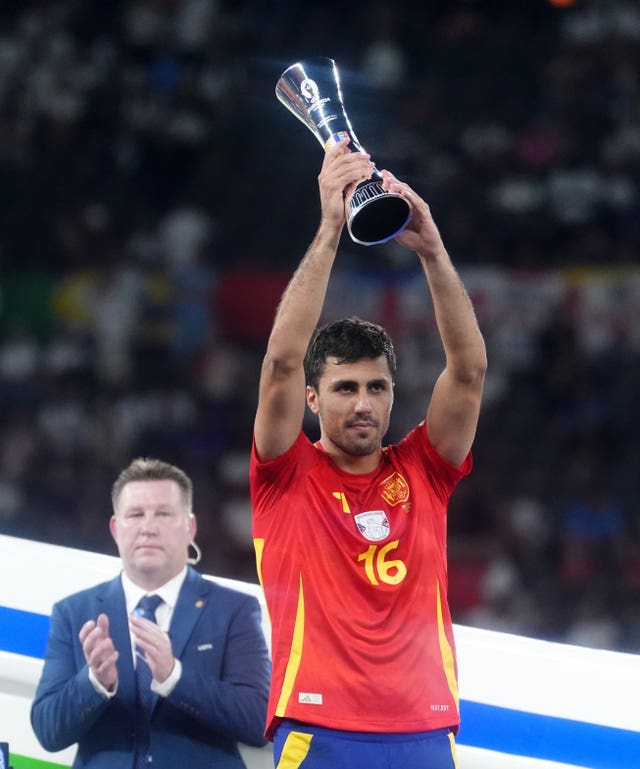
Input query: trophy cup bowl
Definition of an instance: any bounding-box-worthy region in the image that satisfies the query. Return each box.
[275,57,412,246]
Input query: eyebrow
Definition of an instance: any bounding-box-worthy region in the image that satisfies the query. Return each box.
[330,378,390,389]
[122,505,176,515]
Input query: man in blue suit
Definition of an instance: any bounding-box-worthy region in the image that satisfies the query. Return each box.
[31,458,271,769]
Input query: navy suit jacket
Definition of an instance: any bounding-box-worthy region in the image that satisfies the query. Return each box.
[31,567,271,769]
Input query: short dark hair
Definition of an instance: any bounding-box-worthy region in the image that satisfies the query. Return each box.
[111,457,193,512]
[303,316,397,389]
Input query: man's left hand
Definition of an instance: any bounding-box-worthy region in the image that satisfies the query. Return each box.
[129,614,175,684]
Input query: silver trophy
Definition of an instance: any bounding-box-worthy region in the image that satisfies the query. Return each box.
[276,57,412,246]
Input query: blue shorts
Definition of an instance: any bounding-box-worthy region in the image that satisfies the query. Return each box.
[273,720,458,769]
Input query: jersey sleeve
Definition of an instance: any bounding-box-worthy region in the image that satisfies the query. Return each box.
[394,421,473,503]
[250,430,312,520]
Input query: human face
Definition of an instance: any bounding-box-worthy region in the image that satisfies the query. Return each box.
[307,355,394,471]
[110,479,196,590]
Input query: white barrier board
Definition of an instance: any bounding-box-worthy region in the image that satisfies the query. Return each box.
[1,534,638,769]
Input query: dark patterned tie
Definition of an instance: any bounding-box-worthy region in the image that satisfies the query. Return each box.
[133,594,163,769]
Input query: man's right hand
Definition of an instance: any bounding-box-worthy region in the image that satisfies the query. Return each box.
[318,138,374,229]
[79,613,119,692]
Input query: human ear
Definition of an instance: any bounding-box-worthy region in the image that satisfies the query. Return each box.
[109,515,118,545]
[306,385,319,414]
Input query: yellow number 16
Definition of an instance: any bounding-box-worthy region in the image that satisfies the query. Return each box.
[357,540,407,585]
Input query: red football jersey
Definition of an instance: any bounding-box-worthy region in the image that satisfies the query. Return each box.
[250,422,471,739]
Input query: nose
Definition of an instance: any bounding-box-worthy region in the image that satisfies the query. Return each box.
[140,513,158,534]
[355,391,372,412]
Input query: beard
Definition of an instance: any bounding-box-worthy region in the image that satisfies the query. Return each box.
[328,417,389,457]
[341,434,379,456]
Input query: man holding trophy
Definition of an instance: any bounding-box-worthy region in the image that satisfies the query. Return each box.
[249,59,487,769]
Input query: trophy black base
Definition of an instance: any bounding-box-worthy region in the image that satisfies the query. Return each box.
[347,184,412,246]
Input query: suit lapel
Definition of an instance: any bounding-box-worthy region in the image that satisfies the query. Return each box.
[169,567,209,659]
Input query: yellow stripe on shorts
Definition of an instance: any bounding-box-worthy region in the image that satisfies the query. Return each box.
[275,730,313,769]
[448,731,459,769]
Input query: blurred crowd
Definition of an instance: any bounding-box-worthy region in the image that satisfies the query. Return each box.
[1,0,640,653]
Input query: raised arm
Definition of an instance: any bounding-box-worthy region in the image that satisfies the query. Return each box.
[254,139,374,461]
[381,171,487,467]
